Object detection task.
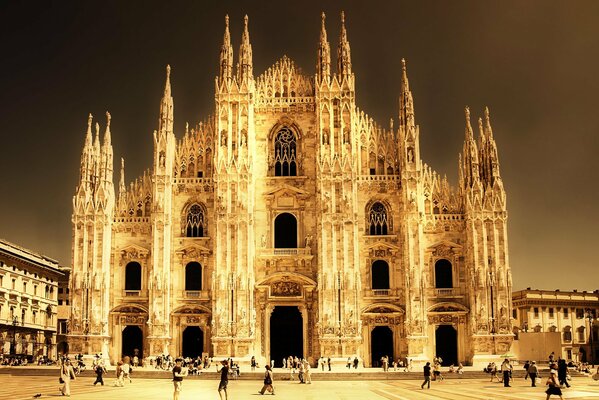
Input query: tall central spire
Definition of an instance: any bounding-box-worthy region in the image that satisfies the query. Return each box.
[399,59,415,133]
[337,11,352,77]
[159,65,173,134]
[219,15,233,84]
[317,12,331,81]
[237,15,253,83]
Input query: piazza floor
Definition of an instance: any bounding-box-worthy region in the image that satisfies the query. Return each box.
[0,376,599,400]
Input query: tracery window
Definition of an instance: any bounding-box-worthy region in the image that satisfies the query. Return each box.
[274,127,297,176]
[185,204,205,237]
[368,202,388,235]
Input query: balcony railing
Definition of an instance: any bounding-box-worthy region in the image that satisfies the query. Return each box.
[259,248,312,257]
[428,288,464,297]
[364,289,402,298]
[124,290,141,297]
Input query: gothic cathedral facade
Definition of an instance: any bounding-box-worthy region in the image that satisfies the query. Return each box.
[68,13,513,366]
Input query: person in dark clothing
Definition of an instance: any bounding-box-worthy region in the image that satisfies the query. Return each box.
[217,360,229,400]
[421,362,431,389]
[327,357,331,371]
[528,361,539,387]
[523,360,530,380]
[93,363,106,386]
[353,357,359,369]
[172,358,187,400]
[557,359,570,388]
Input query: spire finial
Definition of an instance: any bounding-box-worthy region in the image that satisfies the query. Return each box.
[166,64,171,80]
[341,10,345,24]
[464,106,473,139]
[106,111,111,127]
[225,14,229,27]
[244,14,249,29]
[88,113,93,128]
[484,106,493,137]
[322,11,326,25]
[401,58,406,70]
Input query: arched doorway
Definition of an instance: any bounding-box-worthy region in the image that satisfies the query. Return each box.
[435,325,457,366]
[122,325,143,360]
[371,326,393,367]
[270,306,302,367]
[274,213,297,248]
[57,341,69,355]
[182,326,204,358]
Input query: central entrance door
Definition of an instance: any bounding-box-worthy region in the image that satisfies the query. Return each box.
[270,306,303,367]
[182,326,204,358]
[435,325,458,366]
[371,326,394,367]
[122,325,143,359]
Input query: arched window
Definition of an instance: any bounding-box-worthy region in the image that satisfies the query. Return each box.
[185,204,205,237]
[185,262,202,291]
[563,326,572,342]
[274,127,297,176]
[125,262,142,291]
[371,260,390,290]
[274,213,297,248]
[577,326,585,342]
[368,202,388,235]
[434,259,453,288]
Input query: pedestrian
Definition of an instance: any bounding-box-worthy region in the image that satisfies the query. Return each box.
[421,361,431,389]
[327,357,331,371]
[217,359,229,400]
[501,358,512,387]
[523,360,530,380]
[258,364,275,395]
[93,362,106,386]
[114,361,124,387]
[353,356,359,370]
[251,356,257,371]
[298,360,305,383]
[304,359,312,384]
[557,359,570,388]
[59,359,76,396]
[122,357,132,384]
[528,361,539,387]
[172,358,188,400]
[346,357,351,369]
[545,370,564,399]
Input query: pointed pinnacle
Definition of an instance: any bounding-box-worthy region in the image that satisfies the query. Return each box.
[106,111,111,127]
[341,10,345,24]
[225,14,229,27]
[465,106,473,138]
[244,14,249,30]
[484,106,493,137]
[478,117,484,138]
[88,113,93,128]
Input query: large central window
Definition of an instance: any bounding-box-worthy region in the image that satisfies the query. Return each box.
[274,127,297,176]
[185,203,205,237]
[368,202,388,235]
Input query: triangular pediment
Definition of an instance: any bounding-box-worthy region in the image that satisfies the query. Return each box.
[427,302,469,313]
[362,303,405,315]
[175,244,211,257]
[264,183,310,197]
[364,241,401,251]
[426,240,462,251]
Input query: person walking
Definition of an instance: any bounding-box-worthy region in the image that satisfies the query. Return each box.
[528,361,539,387]
[172,358,188,400]
[327,357,331,371]
[557,359,571,388]
[217,359,229,400]
[421,362,431,389]
[501,359,512,387]
[523,360,530,380]
[59,359,76,396]
[258,365,275,395]
[251,356,257,372]
[114,361,125,387]
[304,359,312,384]
[93,362,106,386]
[545,370,564,399]
[122,358,132,384]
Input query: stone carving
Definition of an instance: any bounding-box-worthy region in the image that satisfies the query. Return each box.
[271,281,301,297]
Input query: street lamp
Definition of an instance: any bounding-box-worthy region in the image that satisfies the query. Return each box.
[585,308,595,366]
[10,316,20,356]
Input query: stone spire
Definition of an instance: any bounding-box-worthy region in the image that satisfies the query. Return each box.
[100,111,113,183]
[336,11,352,78]
[237,15,253,83]
[219,15,233,84]
[85,113,93,148]
[103,111,112,147]
[399,59,415,133]
[118,157,126,196]
[479,107,502,186]
[159,65,174,135]
[461,106,480,189]
[317,12,331,81]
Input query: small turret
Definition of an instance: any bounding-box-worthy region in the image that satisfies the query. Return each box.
[336,11,352,78]
[237,15,253,83]
[317,12,331,82]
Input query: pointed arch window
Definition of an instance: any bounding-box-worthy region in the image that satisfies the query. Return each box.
[185,204,205,237]
[368,202,388,235]
[274,127,297,176]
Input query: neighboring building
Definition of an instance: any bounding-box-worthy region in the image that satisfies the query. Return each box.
[68,12,513,366]
[56,267,71,355]
[512,288,599,363]
[0,239,64,359]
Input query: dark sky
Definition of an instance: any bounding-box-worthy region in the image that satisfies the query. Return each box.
[1,1,597,291]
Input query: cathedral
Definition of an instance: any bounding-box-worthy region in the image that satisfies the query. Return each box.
[67,12,513,367]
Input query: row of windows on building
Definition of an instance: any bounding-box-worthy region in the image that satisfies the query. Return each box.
[0,274,55,299]
[528,307,591,319]
[183,202,392,239]
[122,259,456,292]
[0,304,53,326]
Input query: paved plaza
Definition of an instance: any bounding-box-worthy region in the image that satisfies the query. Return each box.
[0,375,598,400]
